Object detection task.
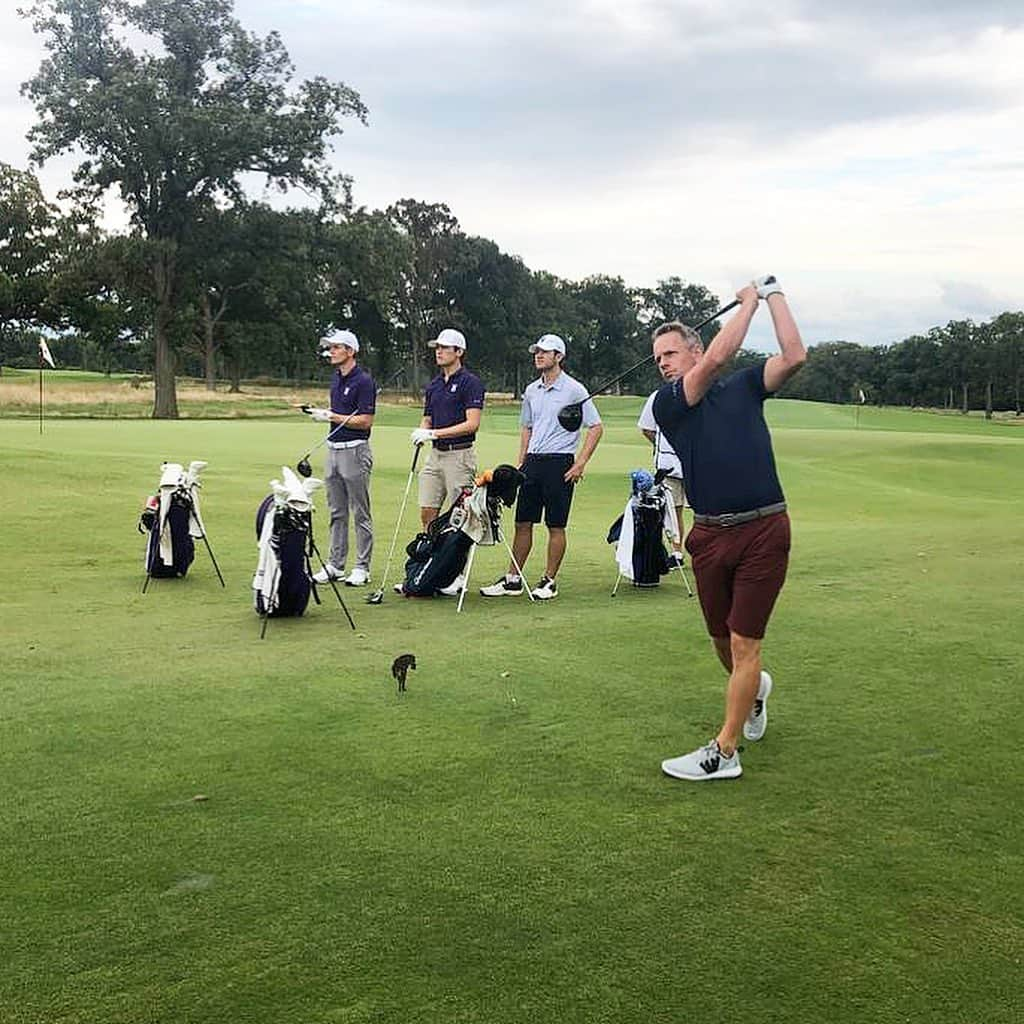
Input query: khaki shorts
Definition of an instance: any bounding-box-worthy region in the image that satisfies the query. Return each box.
[419,447,477,509]
[664,475,685,509]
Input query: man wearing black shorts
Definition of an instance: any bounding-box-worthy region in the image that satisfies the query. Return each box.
[653,277,805,781]
[480,334,602,600]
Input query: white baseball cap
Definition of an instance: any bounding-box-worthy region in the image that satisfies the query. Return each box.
[427,328,467,351]
[529,333,566,355]
[319,329,359,353]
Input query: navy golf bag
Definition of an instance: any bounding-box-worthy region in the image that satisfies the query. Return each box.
[138,461,207,578]
[400,464,524,598]
[607,470,677,587]
[401,506,475,597]
[254,496,313,617]
[253,466,325,618]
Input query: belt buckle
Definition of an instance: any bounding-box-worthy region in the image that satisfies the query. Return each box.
[717,512,739,527]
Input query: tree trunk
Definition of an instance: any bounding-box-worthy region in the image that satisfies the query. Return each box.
[229,357,241,393]
[960,381,968,415]
[985,380,993,420]
[201,293,217,391]
[152,246,180,419]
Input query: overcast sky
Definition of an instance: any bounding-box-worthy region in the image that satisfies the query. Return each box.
[2,0,1022,350]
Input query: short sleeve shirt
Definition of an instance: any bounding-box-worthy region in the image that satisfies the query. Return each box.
[653,365,784,515]
[423,367,486,443]
[521,370,601,455]
[329,364,376,441]
[638,392,683,479]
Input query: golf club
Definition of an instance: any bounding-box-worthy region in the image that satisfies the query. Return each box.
[296,408,358,477]
[365,444,423,604]
[555,292,763,433]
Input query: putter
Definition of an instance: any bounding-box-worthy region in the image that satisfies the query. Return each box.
[555,293,762,432]
[366,444,423,604]
[296,409,359,478]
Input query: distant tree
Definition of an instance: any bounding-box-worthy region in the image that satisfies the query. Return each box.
[385,199,460,391]
[0,163,63,370]
[21,0,366,416]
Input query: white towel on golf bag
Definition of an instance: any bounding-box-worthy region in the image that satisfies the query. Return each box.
[252,467,323,613]
[614,489,680,580]
[157,460,208,566]
[458,483,501,545]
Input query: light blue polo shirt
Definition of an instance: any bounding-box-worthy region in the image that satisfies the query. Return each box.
[521,370,601,455]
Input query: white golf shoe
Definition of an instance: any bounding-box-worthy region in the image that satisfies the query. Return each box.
[743,671,773,742]
[438,575,466,596]
[661,740,742,781]
[312,563,344,584]
[344,567,370,587]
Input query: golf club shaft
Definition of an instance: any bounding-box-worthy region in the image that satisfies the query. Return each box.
[578,298,742,406]
[372,445,422,597]
[301,409,359,461]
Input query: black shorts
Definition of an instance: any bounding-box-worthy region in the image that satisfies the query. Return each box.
[515,454,575,528]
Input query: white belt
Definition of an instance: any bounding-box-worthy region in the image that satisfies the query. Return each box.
[328,439,367,450]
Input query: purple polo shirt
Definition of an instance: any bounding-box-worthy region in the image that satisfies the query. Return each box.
[423,367,485,445]
[328,364,376,442]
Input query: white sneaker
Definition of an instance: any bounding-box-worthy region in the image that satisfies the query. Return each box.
[661,740,742,781]
[393,582,405,594]
[312,563,344,584]
[344,566,370,587]
[438,575,466,596]
[480,575,524,597]
[743,671,773,741]
[530,576,558,600]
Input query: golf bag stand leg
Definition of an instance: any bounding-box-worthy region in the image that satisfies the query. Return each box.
[611,572,623,597]
[309,537,357,630]
[259,563,280,640]
[188,507,226,587]
[456,542,477,614]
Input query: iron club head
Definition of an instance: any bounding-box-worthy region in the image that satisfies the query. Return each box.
[296,456,313,478]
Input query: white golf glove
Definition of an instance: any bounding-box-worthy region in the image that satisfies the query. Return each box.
[753,274,784,299]
[410,428,436,446]
[308,407,333,423]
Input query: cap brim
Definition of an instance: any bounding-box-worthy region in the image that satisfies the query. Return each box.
[428,340,465,349]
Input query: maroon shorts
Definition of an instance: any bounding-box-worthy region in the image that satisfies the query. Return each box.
[684,512,791,639]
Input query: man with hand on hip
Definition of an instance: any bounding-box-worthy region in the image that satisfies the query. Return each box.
[653,276,805,782]
[306,329,377,587]
[481,333,602,601]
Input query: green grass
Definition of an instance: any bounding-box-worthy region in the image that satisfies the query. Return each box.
[1,400,1022,1023]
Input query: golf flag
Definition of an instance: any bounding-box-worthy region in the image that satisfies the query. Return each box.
[39,338,56,368]
[858,388,866,404]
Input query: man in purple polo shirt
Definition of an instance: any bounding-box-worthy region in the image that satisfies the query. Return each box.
[304,329,377,587]
[410,328,486,529]
[653,276,805,781]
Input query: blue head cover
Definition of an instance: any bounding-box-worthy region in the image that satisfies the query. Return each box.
[630,469,655,496]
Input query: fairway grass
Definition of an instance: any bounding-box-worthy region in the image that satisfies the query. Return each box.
[1,402,1022,1023]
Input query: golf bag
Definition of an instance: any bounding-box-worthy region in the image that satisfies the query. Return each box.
[607,469,680,587]
[401,464,524,597]
[252,466,323,617]
[138,461,208,578]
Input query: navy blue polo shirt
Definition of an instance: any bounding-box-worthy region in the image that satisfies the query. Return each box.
[653,365,784,516]
[423,367,485,443]
[329,364,376,441]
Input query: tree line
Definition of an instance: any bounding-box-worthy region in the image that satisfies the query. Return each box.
[2,1,1022,418]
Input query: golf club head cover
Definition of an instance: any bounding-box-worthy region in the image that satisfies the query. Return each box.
[753,274,783,299]
[630,469,656,496]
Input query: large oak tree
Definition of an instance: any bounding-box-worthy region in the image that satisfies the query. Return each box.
[21,0,365,416]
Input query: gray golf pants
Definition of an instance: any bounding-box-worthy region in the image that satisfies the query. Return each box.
[324,443,373,572]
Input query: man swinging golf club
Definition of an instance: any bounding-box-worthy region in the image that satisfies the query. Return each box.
[654,276,805,781]
[304,329,377,587]
[408,327,486,596]
[481,334,603,600]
